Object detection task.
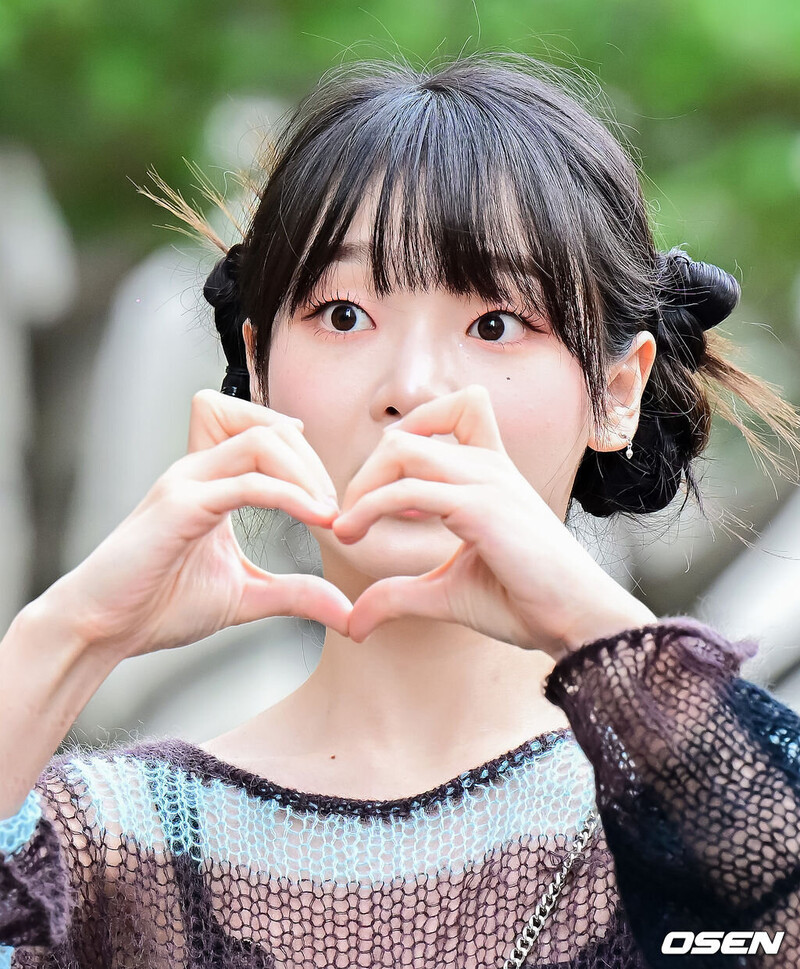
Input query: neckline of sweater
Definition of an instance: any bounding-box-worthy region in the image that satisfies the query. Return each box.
[131,727,574,820]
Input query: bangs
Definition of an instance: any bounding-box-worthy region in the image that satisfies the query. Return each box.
[283,163,549,325]
[274,85,595,350]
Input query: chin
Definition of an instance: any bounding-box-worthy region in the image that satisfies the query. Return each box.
[314,517,462,580]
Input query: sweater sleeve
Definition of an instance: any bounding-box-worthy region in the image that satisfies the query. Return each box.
[0,752,99,964]
[543,615,800,967]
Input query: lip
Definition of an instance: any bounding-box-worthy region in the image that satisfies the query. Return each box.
[393,510,436,520]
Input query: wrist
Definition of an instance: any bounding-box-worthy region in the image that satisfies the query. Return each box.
[18,578,125,672]
[553,591,657,663]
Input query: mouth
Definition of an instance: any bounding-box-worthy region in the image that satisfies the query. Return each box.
[391,510,436,520]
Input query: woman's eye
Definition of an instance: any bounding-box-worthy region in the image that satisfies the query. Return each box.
[467,312,529,344]
[305,300,536,345]
[316,301,374,333]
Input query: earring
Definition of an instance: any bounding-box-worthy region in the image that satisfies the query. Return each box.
[623,434,633,459]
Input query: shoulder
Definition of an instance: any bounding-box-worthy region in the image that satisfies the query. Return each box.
[34,737,201,838]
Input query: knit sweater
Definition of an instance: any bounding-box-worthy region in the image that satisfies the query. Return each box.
[1,617,798,968]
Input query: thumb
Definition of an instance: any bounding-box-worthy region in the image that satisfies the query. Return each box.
[348,572,454,643]
[238,571,353,637]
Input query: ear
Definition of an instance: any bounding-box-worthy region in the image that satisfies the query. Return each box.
[587,331,657,453]
[242,320,262,404]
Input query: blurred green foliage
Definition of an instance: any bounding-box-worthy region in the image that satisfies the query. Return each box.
[0,0,798,331]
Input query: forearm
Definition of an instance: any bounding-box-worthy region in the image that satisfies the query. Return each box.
[543,617,800,966]
[0,582,122,819]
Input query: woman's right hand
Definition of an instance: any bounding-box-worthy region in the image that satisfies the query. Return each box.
[45,389,353,660]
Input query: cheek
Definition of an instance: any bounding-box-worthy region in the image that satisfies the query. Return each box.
[494,354,591,493]
[267,326,333,420]
[267,336,356,486]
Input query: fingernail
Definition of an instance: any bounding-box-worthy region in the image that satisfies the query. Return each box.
[319,496,340,511]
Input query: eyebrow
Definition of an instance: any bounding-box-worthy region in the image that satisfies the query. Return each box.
[330,240,541,277]
[330,242,371,263]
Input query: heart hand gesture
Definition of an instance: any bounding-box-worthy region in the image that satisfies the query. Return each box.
[334,385,655,659]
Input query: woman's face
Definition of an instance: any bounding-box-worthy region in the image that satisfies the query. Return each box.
[254,197,608,583]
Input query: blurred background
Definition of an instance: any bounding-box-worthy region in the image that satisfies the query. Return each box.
[1,0,799,752]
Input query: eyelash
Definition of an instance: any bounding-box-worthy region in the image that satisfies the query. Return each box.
[300,290,546,347]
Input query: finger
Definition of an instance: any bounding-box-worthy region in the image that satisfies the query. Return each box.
[393,384,507,452]
[198,472,340,524]
[275,421,340,502]
[237,570,354,636]
[187,388,304,453]
[160,473,339,544]
[334,478,483,544]
[176,423,338,504]
[347,571,456,643]
[340,428,499,515]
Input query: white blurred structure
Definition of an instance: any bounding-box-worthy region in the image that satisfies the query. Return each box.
[0,145,77,632]
[699,486,800,706]
[61,244,221,567]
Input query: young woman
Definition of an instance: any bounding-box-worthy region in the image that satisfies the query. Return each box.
[2,52,799,968]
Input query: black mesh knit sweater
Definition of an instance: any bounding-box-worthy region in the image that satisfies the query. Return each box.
[1,617,798,967]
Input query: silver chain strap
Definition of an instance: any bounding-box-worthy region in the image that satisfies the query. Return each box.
[501,809,600,969]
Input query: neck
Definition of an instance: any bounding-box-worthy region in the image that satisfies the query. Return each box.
[243,546,570,781]
[295,620,567,764]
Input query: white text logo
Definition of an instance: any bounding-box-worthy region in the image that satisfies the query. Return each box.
[661,931,785,955]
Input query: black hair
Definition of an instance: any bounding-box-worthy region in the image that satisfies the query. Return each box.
[187,52,800,520]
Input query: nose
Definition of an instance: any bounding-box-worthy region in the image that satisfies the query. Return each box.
[380,318,461,424]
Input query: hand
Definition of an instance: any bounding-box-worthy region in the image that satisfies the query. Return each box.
[49,390,353,660]
[332,385,656,660]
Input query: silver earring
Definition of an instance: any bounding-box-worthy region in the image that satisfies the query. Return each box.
[623,434,633,459]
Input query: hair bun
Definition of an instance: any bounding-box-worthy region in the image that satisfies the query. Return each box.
[657,247,740,331]
[203,243,248,374]
[203,242,244,314]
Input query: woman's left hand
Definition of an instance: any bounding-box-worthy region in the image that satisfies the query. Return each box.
[332,384,656,660]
